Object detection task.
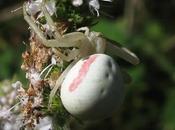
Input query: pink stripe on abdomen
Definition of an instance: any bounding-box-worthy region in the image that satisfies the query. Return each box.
[69,55,98,92]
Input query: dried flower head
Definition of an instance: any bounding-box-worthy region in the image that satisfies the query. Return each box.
[21,37,52,72]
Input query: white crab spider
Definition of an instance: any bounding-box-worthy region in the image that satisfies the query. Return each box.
[23,1,139,108]
[23,2,139,63]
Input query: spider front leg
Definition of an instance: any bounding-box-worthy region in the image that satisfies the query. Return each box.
[23,2,91,49]
[23,2,51,47]
[77,27,106,53]
[77,27,90,36]
[105,39,140,65]
[48,59,79,106]
[41,1,61,40]
[77,27,139,64]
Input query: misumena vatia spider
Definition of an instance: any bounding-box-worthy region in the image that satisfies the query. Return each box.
[23,1,139,107]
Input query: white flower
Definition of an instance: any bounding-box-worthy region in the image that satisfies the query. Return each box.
[32,95,43,108]
[72,0,83,7]
[71,0,113,16]
[0,97,7,104]
[89,0,100,16]
[26,0,42,15]
[89,0,113,16]
[12,81,23,90]
[42,23,55,38]
[0,107,11,119]
[26,69,41,86]
[0,102,20,120]
[51,56,57,65]
[45,0,56,15]
[26,0,56,17]
[39,56,57,79]
[35,117,52,130]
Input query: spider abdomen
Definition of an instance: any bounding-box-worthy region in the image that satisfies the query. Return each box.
[60,54,124,120]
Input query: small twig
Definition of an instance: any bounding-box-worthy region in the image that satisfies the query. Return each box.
[0,2,23,22]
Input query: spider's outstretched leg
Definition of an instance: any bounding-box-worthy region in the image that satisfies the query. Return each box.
[77,27,139,64]
[41,1,61,40]
[77,27,90,36]
[23,3,49,46]
[49,59,79,106]
[23,2,91,48]
[105,39,140,65]
[77,27,106,54]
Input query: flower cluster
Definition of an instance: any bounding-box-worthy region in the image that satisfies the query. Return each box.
[0,80,53,130]
[20,37,54,129]
[0,81,22,130]
[72,0,112,16]
[1,0,115,129]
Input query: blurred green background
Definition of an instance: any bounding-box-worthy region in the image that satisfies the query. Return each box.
[0,0,175,130]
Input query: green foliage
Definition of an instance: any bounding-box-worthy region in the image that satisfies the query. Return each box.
[55,0,97,31]
[92,18,127,43]
[50,96,70,130]
[0,38,26,82]
[0,39,14,79]
[163,88,175,130]
[42,86,70,129]
[0,17,27,82]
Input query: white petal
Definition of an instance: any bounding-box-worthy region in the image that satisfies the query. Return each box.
[89,0,100,16]
[72,0,83,7]
[89,0,100,10]
[26,1,41,15]
[45,0,56,15]
[102,0,112,2]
